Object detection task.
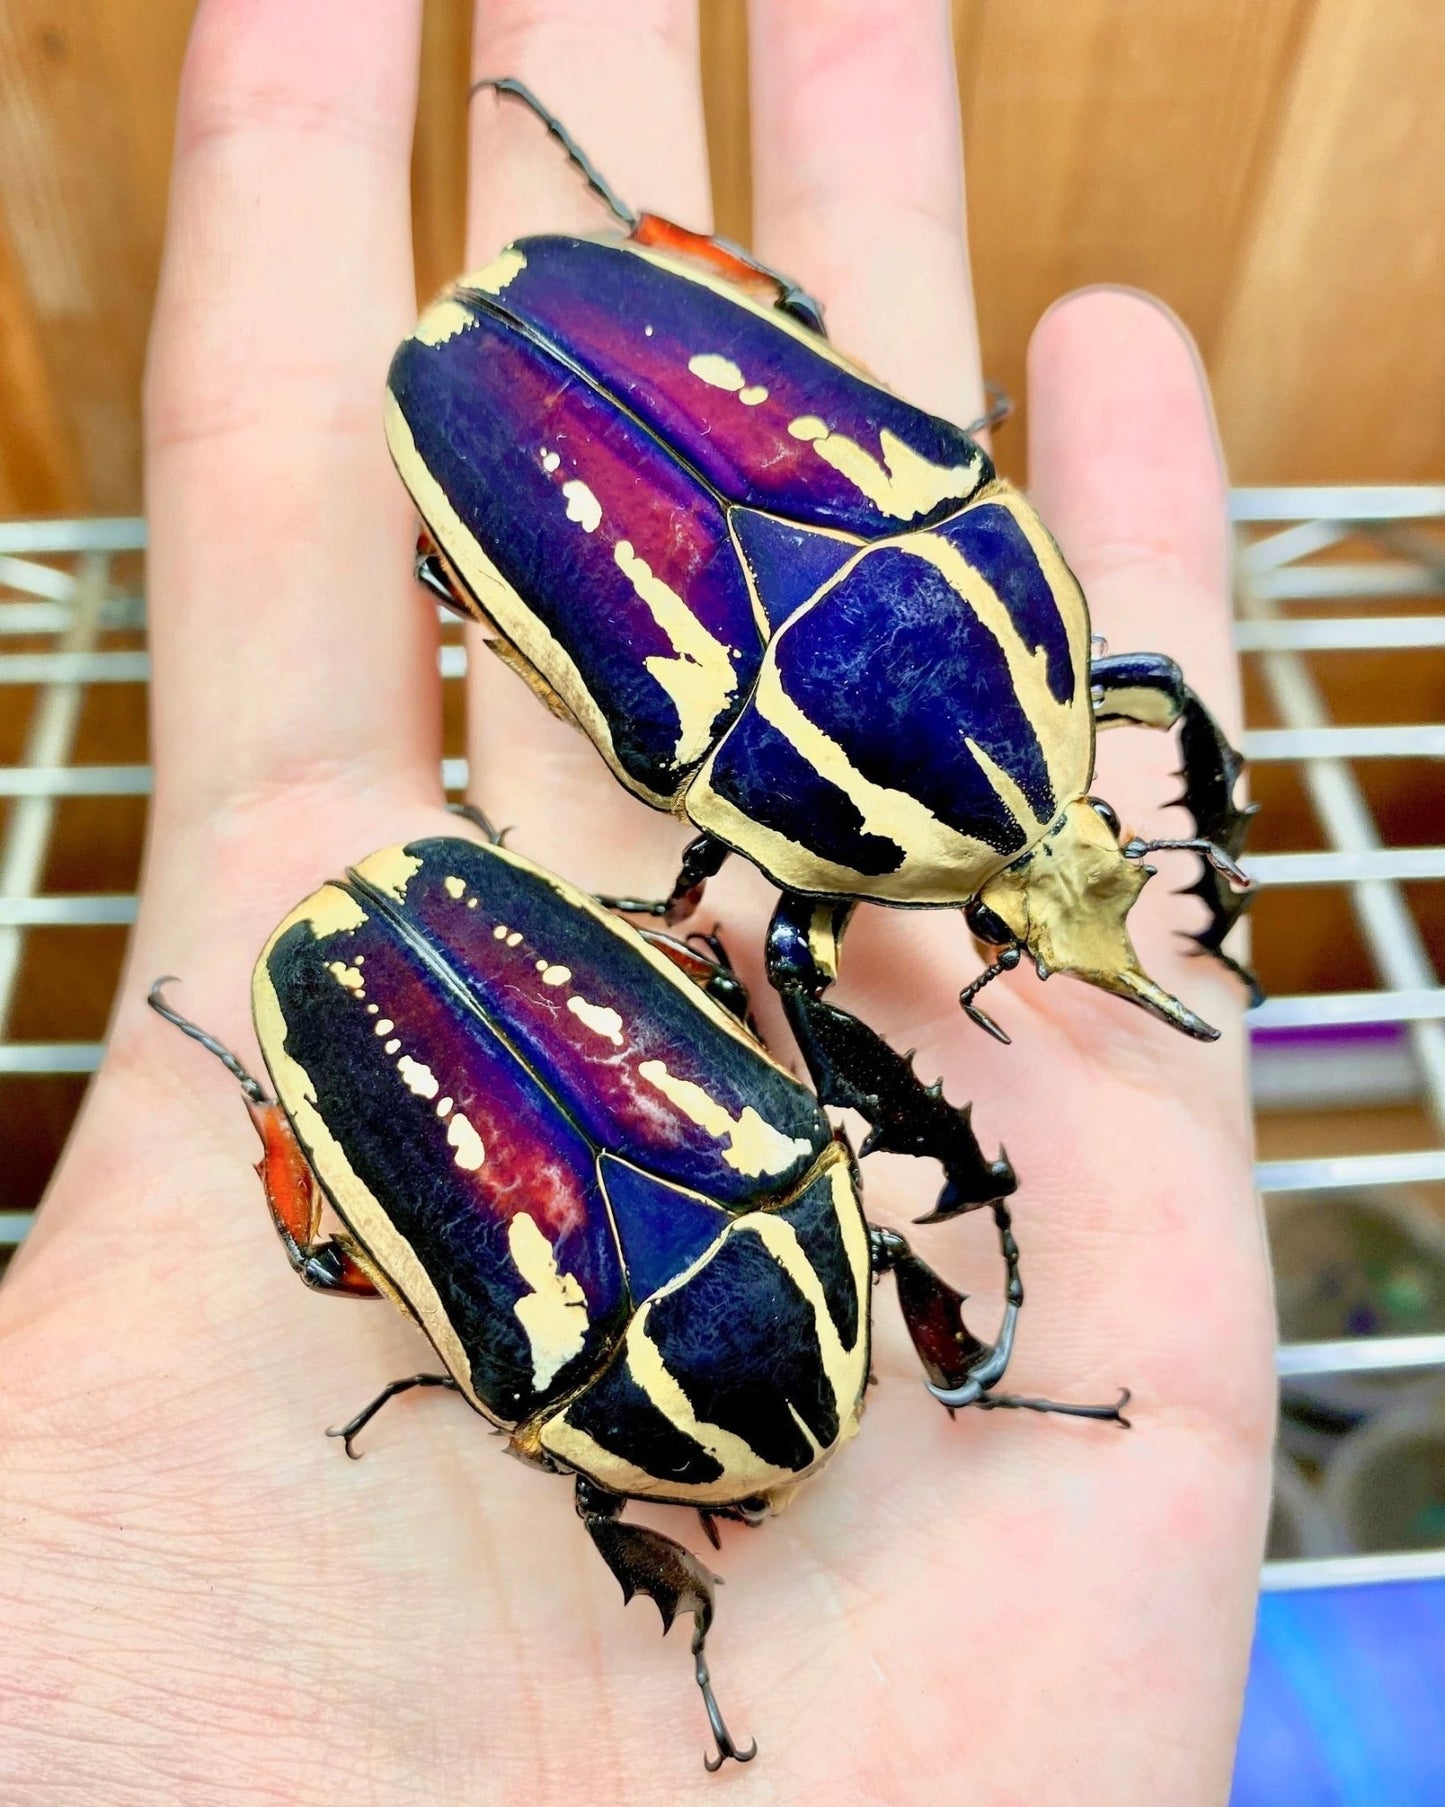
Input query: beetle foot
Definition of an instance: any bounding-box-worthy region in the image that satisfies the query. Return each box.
[968,1385,1133,1427]
[579,1484,755,1770]
[325,1373,459,1459]
[697,1623,758,1771]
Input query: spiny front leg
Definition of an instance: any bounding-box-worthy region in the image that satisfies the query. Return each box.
[576,1479,756,1772]
[1091,651,1260,999]
[765,892,1015,1221]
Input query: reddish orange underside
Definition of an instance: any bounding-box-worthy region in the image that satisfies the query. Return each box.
[246,1098,378,1296]
[633,214,790,310]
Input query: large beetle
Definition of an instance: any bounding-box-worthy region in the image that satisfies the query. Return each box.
[386,80,1256,1235]
[151,828,1126,1768]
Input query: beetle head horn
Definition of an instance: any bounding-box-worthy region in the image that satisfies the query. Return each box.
[975,798,1219,1041]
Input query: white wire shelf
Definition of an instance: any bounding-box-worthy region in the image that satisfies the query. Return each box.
[3,489,1444,1594]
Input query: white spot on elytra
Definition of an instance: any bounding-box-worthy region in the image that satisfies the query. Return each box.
[374,1019,394,1036]
[540,449,560,472]
[612,539,737,763]
[637,1059,814,1177]
[508,1213,589,1389]
[443,875,466,900]
[397,1055,440,1100]
[436,1096,454,1118]
[562,479,602,533]
[447,1111,485,1171]
[685,354,770,410]
[785,415,980,521]
[644,324,654,337]
[567,995,624,1046]
[467,898,479,909]
[367,1004,379,1015]
[688,352,745,392]
[327,961,364,993]
[541,964,571,987]
[384,1038,401,1055]
[506,931,523,947]
[493,925,508,941]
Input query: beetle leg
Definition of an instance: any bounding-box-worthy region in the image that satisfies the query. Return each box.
[326,1373,460,1459]
[576,1479,756,1771]
[959,381,1014,438]
[596,833,730,925]
[249,1092,384,1296]
[414,528,469,618]
[148,979,382,1299]
[765,894,1016,1221]
[634,925,757,1031]
[869,1227,1130,1425]
[695,1496,769,1549]
[1090,652,1261,1002]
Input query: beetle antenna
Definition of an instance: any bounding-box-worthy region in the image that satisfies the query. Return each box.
[959,945,1022,1044]
[1123,835,1253,888]
[470,76,640,232]
[960,381,1013,439]
[147,977,269,1105]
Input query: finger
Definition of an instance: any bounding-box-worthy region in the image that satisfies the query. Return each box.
[1028,288,1235,728]
[145,0,438,851]
[748,0,985,427]
[461,3,717,895]
[1027,287,1246,1047]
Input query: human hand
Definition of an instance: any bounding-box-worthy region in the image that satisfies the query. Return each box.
[0,4,1273,1802]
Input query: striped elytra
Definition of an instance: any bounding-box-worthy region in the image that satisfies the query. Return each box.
[253,835,870,1504]
[385,234,1092,901]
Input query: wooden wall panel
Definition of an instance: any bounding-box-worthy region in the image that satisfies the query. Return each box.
[2,0,1442,507]
[1211,0,1445,482]
[956,0,1312,476]
[0,2,188,515]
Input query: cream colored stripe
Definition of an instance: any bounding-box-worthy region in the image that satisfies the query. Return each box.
[251,946,494,1425]
[538,1414,778,1507]
[621,242,900,389]
[739,1172,868,1426]
[906,545,1082,825]
[622,1308,768,1474]
[1095,684,1179,729]
[747,637,1013,874]
[384,395,669,809]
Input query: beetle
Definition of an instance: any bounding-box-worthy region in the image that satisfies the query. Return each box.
[384,79,1258,1240]
[150,826,1127,1768]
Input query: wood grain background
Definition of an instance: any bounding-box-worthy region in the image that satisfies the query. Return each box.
[2,0,1445,516]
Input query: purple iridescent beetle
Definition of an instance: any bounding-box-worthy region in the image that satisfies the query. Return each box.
[150,826,1128,1767]
[385,81,1258,1248]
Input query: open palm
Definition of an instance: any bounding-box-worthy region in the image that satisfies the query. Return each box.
[0,4,1273,1802]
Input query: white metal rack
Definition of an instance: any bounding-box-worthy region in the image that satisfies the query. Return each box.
[2,492,1443,1586]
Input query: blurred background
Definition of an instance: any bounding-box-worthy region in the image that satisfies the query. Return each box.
[1,2,1442,1799]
